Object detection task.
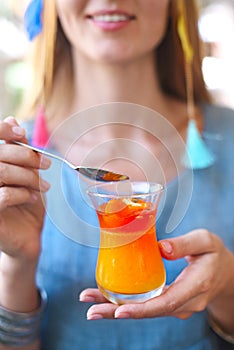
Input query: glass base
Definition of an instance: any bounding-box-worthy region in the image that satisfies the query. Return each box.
[98,283,165,305]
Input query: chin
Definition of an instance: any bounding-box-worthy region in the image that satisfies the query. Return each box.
[86,41,136,63]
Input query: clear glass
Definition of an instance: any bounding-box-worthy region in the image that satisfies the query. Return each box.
[87,181,166,305]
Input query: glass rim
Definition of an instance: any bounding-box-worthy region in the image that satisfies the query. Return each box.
[86,181,164,199]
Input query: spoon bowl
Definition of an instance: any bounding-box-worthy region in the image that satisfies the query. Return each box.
[13,141,129,182]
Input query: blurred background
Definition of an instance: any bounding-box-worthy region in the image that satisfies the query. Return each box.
[0,0,234,118]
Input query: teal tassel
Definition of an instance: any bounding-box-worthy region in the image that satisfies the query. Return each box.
[183,119,215,169]
[177,1,215,170]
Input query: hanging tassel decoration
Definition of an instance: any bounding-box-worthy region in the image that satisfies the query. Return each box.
[32,107,50,148]
[177,0,215,169]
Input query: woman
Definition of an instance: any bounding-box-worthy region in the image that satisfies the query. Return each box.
[0,0,233,349]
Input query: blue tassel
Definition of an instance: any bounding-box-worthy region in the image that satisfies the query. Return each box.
[24,0,43,41]
[183,119,215,169]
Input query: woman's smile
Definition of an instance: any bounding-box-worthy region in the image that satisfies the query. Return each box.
[86,10,136,31]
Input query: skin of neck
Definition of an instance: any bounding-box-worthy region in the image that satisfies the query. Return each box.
[71,50,168,113]
[49,47,187,132]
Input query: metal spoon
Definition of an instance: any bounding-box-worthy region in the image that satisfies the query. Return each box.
[13,141,129,182]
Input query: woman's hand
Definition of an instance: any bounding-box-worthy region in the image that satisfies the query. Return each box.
[80,229,234,325]
[0,117,51,261]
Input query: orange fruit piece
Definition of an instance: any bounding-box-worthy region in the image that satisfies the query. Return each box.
[97,198,153,230]
[105,199,128,214]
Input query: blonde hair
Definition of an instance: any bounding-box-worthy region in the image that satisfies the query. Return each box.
[157,0,210,103]
[20,0,210,120]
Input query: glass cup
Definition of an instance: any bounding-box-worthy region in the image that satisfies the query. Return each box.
[87,181,166,304]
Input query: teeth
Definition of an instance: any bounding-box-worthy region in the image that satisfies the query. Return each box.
[93,14,130,22]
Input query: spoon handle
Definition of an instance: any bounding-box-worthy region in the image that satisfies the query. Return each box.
[13,141,76,169]
[13,141,129,182]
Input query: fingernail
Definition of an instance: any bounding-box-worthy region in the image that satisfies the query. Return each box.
[40,156,51,168]
[87,314,103,320]
[115,311,131,319]
[12,126,25,136]
[40,179,50,191]
[80,296,95,302]
[160,241,173,254]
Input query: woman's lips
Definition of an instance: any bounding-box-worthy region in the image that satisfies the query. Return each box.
[86,11,136,31]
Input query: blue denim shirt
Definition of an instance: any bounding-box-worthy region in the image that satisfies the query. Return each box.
[33,104,234,350]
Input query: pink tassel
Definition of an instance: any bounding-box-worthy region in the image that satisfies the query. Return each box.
[32,107,50,147]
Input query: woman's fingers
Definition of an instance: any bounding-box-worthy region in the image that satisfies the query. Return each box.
[0,143,51,200]
[80,289,120,320]
[87,303,119,320]
[159,229,218,260]
[80,288,108,303]
[0,162,50,192]
[0,187,38,210]
[0,144,51,170]
[83,287,195,320]
[0,118,26,141]
[0,118,51,211]
[3,116,20,126]
[0,117,51,171]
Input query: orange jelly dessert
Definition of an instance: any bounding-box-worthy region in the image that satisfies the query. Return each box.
[95,197,166,301]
